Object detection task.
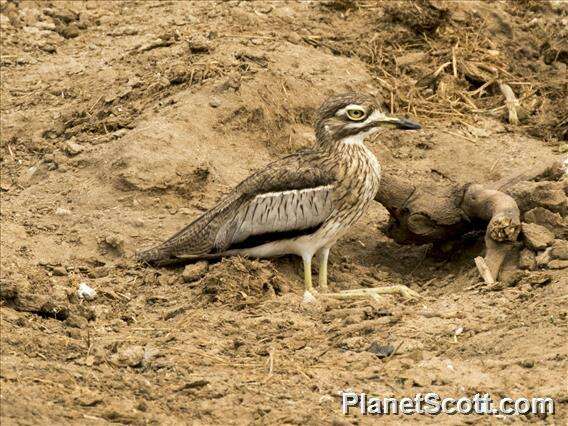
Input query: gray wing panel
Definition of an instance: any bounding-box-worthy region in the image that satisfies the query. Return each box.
[214,184,334,250]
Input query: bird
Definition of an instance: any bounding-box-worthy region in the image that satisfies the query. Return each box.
[136,92,421,302]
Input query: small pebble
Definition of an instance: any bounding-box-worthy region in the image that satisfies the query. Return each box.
[258,5,273,13]
[132,218,144,227]
[78,283,97,300]
[39,44,57,53]
[27,166,39,178]
[550,239,568,260]
[143,347,160,364]
[64,140,84,156]
[105,235,124,248]
[112,129,128,139]
[112,345,145,368]
[367,342,395,358]
[286,32,302,44]
[536,248,552,267]
[209,97,221,108]
[52,266,67,276]
[518,248,536,270]
[55,207,72,216]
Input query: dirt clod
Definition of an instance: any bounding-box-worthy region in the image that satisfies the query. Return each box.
[524,207,567,238]
[367,342,395,359]
[548,259,568,270]
[521,222,555,250]
[550,239,568,260]
[111,345,145,368]
[182,261,209,283]
[64,139,84,156]
[102,235,125,254]
[74,390,103,407]
[51,266,67,276]
[187,34,213,54]
[518,248,537,270]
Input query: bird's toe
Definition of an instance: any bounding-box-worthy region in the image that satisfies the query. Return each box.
[302,290,317,304]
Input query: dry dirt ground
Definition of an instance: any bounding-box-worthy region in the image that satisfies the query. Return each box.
[1,1,567,425]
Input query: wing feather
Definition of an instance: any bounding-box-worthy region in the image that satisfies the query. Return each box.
[215,184,334,250]
[136,151,336,264]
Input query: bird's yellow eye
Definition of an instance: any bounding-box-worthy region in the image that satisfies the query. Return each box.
[346,108,366,121]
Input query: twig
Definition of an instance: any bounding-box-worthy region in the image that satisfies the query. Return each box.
[433,61,452,77]
[441,130,477,144]
[415,108,467,117]
[88,94,104,113]
[221,34,275,40]
[488,159,500,175]
[386,341,404,359]
[261,347,275,384]
[459,92,478,110]
[452,46,458,78]
[498,82,520,125]
[267,348,274,375]
[136,39,174,53]
[469,80,494,97]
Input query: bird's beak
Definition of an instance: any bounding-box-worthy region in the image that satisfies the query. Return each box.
[378,115,421,130]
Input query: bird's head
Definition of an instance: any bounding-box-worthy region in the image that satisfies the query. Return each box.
[314,92,421,148]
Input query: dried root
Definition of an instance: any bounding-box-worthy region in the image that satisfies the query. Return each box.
[375,161,565,281]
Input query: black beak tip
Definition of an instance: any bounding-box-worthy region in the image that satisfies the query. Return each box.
[399,118,421,130]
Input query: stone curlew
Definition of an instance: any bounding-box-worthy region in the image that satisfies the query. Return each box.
[137,92,421,301]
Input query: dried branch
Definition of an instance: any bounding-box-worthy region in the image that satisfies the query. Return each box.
[498,82,520,125]
[375,161,562,281]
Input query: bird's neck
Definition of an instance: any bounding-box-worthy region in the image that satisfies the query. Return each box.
[315,128,382,181]
[315,127,378,154]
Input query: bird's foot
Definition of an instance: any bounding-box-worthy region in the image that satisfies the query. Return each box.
[303,290,317,304]
[322,285,420,301]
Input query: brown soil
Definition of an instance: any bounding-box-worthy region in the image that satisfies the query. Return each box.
[1,1,567,424]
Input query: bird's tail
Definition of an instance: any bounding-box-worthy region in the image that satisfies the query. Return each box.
[135,224,210,265]
[135,193,244,266]
[135,245,178,265]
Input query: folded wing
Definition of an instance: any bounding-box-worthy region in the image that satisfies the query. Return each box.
[214,184,334,250]
[136,152,335,264]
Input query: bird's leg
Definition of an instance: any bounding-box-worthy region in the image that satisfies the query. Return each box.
[324,285,420,301]
[317,247,330,292]
[311,247,418,301]
[302,254,317,303]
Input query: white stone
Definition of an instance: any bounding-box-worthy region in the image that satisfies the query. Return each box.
[78,283,97,300]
